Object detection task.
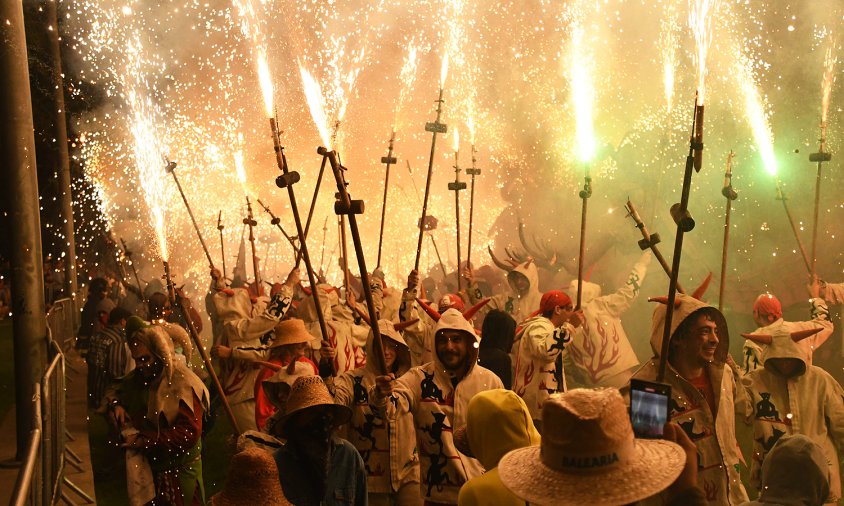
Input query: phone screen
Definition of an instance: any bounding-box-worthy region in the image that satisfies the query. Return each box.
[630,380,670,438]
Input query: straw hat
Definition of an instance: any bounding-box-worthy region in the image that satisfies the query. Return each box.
[498,388,685,506]
[276,376,351,438]
[210,447,291,506]
[271,318,314,348]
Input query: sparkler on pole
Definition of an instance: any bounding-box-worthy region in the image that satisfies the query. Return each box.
[718,152,738,311]
[809,43,836,279]
[415,56,449,272]
[162,259,241,435]
[165,159,216,269]
[776,182,812,275]
[656,98,707,383]
[340,214,351,295]
[217,211,227,281]
[623,201,684,293]
[243,195,261,287]
[120,237,144,299]
[256,198,300,256]
[318,146,389,376]
[447,128,466,291]
[377,131,397,268]
[466,144,481,269]
[575,171,592,309]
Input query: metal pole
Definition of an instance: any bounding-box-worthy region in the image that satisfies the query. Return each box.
[256,198,299,255]
[44,0,78,301]
[576,173,592,309]
[166,161,215,269]
[340,214,350,295]
[415,88,447,271]
[0,0,49,459]
[776,183,812,275]
[271,119,333,375]
[294,155,328,267]
[120,238,144,300]
[657,98,704,383]
[448,144,466,292]
[217,211,227,280]
[466,145,481,268]
[243,195,260,286]
[429,234,448,279]
[319,148,388,375]
[377,131,397,268]
[718,152,737,311]
[809,131,831,280]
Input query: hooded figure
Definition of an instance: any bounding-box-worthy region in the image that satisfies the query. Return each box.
[111,321,211,505]
[628,291,749,505]
[211,278,294,431]
[330,320,420,504]
[742,294,832,374]
[371,308,504,505]
[400,292,467,367]
[564,251,650,388]
[741,434,830,506]
[468,260,542,325]
[456,390,541,506]
[299,284,369,375]
[740,325,844,504]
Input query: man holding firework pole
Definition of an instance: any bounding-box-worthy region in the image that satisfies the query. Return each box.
[210,266,298,431]
[371,307,503,504]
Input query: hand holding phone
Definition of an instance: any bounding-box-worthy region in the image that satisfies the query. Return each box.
[629,379,671,439]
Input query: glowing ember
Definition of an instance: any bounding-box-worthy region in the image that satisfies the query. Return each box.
[453,126,460,153]
[734,49,777,176]
[393,43,419,130]
[568,18,596,164]
[689,0,722,105]
[821,37,837,129]
[440,53,450,91]
[234,149,246,189]
[660,3,680,113]
[299,61,332,150]
[257,51,274,116]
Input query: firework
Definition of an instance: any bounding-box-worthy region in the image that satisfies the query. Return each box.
[688,0,722,106]
[660,1,680,113]
[567,15,596,164]
[733,49,777,176]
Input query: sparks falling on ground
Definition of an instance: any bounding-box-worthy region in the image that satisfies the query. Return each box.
[688,0,722,105]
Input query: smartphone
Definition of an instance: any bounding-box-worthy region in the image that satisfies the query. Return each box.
[629,379,671,439]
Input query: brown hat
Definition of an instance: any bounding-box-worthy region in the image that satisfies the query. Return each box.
[276,376,351,438]
[210,447,291,506]
[498,388,685,506]
[271,318,314,348]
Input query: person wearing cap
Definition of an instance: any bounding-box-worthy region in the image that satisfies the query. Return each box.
[454,389,541,506]
[564,251,650,389]
[400,269,470,366]
[273,376,367,506]
[740,434,831,506]
[329,319,421,506]
[512,290,583,426]
[628,287,749,505]
[372,307,504,505]
[211,447,292,506]
[742,280,832,374]
[210,267,298,431]
[251,318,319,430]
[497,387,704,506]
[740,323,844,503]
[108,320,211,505]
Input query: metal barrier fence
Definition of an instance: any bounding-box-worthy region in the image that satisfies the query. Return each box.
[9,298,74,506]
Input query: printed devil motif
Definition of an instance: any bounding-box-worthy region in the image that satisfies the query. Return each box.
[423,412,452,454]
[421,371,445,403]
[755,393,780,421]
[679,419,707,440]
[425,452,454,497]
[757,428,786,453]
[352,376,368,404]
[354,413,379,451]
[668,397,686,417]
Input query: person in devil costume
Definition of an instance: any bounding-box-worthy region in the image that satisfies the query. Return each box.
[371,304,502,505]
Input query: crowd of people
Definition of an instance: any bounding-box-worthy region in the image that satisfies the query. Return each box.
[77,249,844,506]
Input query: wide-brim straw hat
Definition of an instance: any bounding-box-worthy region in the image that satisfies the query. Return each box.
[210,447,291,506]
[276,376,351,438]
[271,318,314,348]
[498,388,685,506]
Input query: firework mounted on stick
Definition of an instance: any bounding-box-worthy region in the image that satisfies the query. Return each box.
[623,200,684,294]
[448,128,467,291]
[415,54,450,272]
[719,152,738,311]
[809,37,837,279]
[656,0,722,383]
[256,198,299,256]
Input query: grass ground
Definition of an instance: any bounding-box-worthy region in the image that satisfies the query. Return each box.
[0,320,15,421]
